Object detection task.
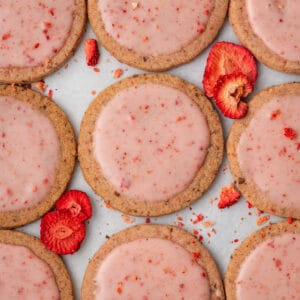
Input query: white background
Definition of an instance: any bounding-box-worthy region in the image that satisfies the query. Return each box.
[19,18,300,299]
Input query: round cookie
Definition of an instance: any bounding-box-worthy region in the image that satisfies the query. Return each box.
[78,74,224,216]
[82,224,225,300]
[229,0,300,74]
[0,0,86,84]
[0,230,73,299]
[227,83,300,219]
[0,85,76,228]
[225,221,300,299]
[88,0,228,71]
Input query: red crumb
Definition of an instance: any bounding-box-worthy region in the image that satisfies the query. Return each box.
[256,215,270,225]
[191,214,204,224]
[2,32,11,40]
[93,67,100,73]
[247,201,253,208]
[283,127,297,140]
[121,215,135,223]
[47,89,53,98]
[145,217,151,223]
[114,68,123,78]
[218,183,241,209]
[287,217,293,224]
[91,90,96,95]
[84,39,100,66]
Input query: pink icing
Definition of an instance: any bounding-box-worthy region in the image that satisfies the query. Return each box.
[98,0,215,55]
[246,0,300,61]
[236,233,300,299]
[94,238,210,299]
[93,84,210,201]
[237,95,300,211]
[0,0,75,68]
[0,96,60,212]
[0,243,59,300]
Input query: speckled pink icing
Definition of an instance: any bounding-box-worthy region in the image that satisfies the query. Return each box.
[93,84,210,201]
[237,95,300,211]
[0,96,60,212]
[0,0,75,68]
[98,0,215,55]
[0,243,59,299]
[236,233,300,299]
[94,238,210,299]
[246,0,300,61]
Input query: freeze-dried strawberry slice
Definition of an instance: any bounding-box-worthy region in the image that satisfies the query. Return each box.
[85,39,100,66]
[203,41,257,98]
[56,190,92,222]
[40,211,85,255]
[218,184,241,209]
[214,73,252,119]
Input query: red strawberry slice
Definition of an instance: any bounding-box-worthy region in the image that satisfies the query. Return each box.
[203,41,257,98]
[40,211,85,255]
[218,183,241,209]
[56,190,92,222]
[213,73,252,119]
[85,39,100,66]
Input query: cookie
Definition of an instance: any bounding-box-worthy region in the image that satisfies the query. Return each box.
[88,0,228,71]
[78,74,223,216]
[229,0,300,74]
[0,85,76,228]
[225,221,300,299]
[82,224,225,300]
[0,0,86,84]
[0,229,73,299]
[227,83,300,219]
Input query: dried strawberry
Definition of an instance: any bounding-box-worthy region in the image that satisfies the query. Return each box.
[56,190,92,222]
[283,127,297,140]
[213,73,252,119]
[85,39,100,66]
[203,41,257,98]
[218,183,241,209]
[40,211,85,255]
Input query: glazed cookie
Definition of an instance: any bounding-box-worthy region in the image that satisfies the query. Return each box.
[229,0,300,74]
[0,0,86,83]
[0,230,73,299]
[82,224,224,300]
[0,85,76,228]
[225,221,300,299]
[79,74,223,216]
[88,0,228,71]
[227,83,300,219]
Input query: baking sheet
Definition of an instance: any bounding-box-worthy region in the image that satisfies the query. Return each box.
[19,19,300,299]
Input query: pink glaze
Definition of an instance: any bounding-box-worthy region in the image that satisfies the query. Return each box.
[238,95,300,211]
[94,238,210,299]
[98,0,215,55]
[0,0,75,68]
[0,96,60,212]
[236,233,300,299]
[246,0,300,61]
[0,243,59,299]
[93,84,210,201]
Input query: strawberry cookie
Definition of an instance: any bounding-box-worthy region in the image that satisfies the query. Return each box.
[82,224,225,299]
[78,74,223,216]
[227,83,300,219]
[225,221,300,299]
[0,230,73,299]
[229,0,300,73]
[88,0,228,71]
[0,85,76,228]
[0,0,86,83]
